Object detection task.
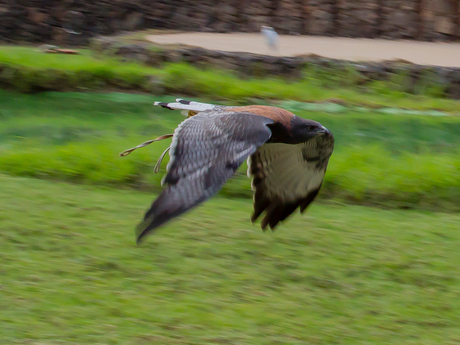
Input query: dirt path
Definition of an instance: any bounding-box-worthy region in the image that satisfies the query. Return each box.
[148,32,460,68]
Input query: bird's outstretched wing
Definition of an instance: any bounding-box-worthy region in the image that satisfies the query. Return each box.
[136,111,274,242]
[249,133,334,230]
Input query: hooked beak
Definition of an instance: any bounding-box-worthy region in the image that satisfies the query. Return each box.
[318,126,330,134]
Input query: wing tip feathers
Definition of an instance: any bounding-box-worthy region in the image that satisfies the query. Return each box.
[154,101,174,110]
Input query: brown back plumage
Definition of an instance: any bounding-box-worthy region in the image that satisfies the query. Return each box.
[227,105,294,128]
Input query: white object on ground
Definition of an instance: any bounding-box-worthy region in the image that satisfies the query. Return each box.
[261,25,278,51]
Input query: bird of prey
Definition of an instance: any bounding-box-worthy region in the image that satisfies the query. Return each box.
[122,99,334,243]
[261,25,279,51]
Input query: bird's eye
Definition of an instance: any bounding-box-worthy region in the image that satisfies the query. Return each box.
[307,125,317,131]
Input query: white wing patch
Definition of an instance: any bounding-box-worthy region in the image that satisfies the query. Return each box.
[154,99,217,114]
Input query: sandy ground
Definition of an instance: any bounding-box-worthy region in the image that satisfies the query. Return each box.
[148,32,460,68]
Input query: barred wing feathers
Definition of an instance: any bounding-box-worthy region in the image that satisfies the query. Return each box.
[136,110,274,242]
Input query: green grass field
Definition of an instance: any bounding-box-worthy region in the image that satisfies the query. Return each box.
[1,42,459,343]
[2,174,460,344]
[1,90,459,210]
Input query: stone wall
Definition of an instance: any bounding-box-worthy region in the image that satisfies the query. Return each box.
[0,0,459,44]
[87,38,460,98]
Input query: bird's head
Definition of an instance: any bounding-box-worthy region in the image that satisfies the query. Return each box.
[289,116,331,143]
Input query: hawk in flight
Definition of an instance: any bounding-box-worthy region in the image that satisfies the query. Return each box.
[123,99,334,243]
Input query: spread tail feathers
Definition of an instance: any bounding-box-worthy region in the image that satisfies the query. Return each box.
[154,98,217,115]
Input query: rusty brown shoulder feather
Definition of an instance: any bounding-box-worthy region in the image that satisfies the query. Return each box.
[226,105,294,129]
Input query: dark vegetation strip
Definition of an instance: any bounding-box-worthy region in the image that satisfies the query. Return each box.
[1,46,460,112]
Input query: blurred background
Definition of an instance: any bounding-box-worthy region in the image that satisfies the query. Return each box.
[1,0,460,344]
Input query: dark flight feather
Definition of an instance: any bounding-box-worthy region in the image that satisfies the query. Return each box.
[249,133,334,230]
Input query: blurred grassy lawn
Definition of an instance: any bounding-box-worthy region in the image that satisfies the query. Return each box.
[1,90,459,210]
[1,46,460,344]
[2,45,460,111]
[0,45,161,74]
[1,174,460,344]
